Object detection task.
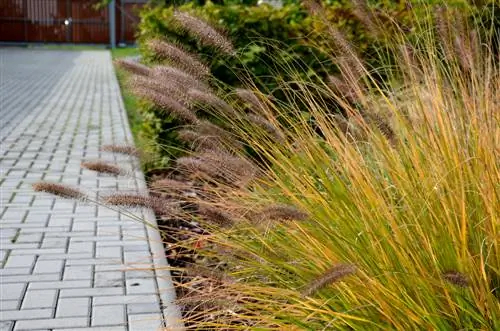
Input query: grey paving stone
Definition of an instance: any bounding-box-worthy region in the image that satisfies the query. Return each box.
[21,289,57,309]
[0,309,53,321]
[126,302,161,315]
[1,274,60,284]
[33,260,64,274]
[128,313,163,331]
[0,268,32,276]
[0,321,14,331]
[3,255,36,269]
[0,283,26,301]
[91,305,125,326]
[63,266,93,280]
[28,280,91,290]
[95,246,122,259]
[1,301,20,311]
[56,298,90,318]
[13,317,88,330]
[60,288,123,298]
[93,295,158,306]
[126,278,157,295]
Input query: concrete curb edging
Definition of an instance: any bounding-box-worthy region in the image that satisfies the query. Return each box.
[112,53,185,330]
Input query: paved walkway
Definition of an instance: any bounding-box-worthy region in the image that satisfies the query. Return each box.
[0,48,181,331]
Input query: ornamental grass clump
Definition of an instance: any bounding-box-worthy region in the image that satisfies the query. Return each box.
[157,3,499,329]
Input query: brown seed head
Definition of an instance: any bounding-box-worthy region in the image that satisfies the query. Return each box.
[442,271,469,287]
[81,161,123,176]
[101,193,178,216]
[147,39,210,79]
[114,59,150,76]
[152,65,211,94]
[133,87,198,124]
[301,0,323,16]
[177,151,257,186]
[101,145,140,157]
[198,205,235,227]
[150,178,193,193]
[252,204,309,223]
[173,11,235,55]
[351,0,382,38]
[235,88,266,114]
[302,263,357,296]
[33,182,85,200]
[177,129,224,152]
[187,89,238,118]
[128,75,184,100]
[246,114,285,143]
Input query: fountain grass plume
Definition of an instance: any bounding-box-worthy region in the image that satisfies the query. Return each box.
[301,263,357,296]
[177,151,257,186]
[152,65,211,94]
[252,204,309,223]
[235,88,267,114]
[101,145,140,157]
[173,11,235,55]
[147,39,210,79]
[150,178,193,193]
[133,87,198,124]
[198,205,235,227]
[33,182,86,200]
[187,89,238,118]
[442,271,469,288]
[81,161,123,176]
[101,193,179,216]
[177,129,225,152]
[114,59,150,76]
[128,75,190,106]
[246,114,285,143]
[351,0,382,38]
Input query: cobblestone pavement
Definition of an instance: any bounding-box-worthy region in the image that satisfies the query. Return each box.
[0,49,181,331]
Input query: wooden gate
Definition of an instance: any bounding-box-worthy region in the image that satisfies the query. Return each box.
[0,0,144,44]
[0,0,110,43]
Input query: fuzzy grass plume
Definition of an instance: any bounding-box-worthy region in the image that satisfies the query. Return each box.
[81,161,123,176]
[101,193,178,216]
[133,87,198,123]
[101,145,140,157]
[33,182,85,200]
[173,11,235,55]
[147,39,210,79]
[301,263,357,297]
[114,59,150,76]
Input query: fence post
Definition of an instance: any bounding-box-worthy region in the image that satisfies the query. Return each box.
[109,0,116,48]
